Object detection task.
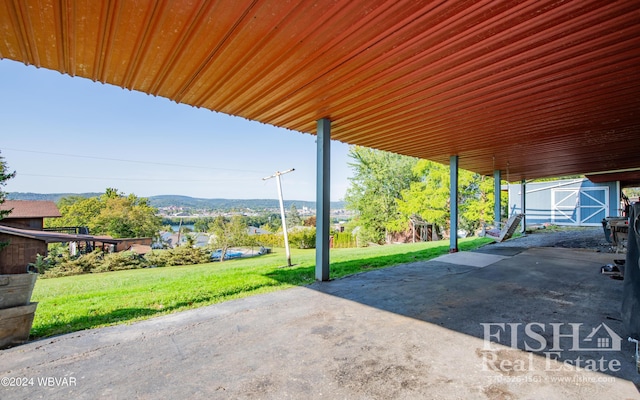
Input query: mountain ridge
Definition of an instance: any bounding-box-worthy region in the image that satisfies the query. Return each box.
[7,192,345,210]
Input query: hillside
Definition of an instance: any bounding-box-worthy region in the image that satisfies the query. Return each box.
[8,192,345,210]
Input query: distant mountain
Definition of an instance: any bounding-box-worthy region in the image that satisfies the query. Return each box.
[147,195,321,210]
[7,192,103,202]
[7,192,345,210]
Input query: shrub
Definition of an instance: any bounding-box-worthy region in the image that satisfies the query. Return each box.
[36,244,211,278]
[41,262,86,278]
[144,250,171,268]
[39,249,104,278]
[94,251,148,272]
[165,245,210,266]
[332,232,356,248]
[145,246,210,267]
[257,233,284,248]
[288,228,316,249]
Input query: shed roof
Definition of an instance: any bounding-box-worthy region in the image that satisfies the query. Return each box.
[0,200,61,219]
[0,224,118,244]
[0,1,638,181]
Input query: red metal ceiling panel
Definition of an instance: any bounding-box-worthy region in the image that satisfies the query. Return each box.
[0,0,638,182]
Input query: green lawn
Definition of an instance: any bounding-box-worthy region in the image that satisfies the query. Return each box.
[31,237,491,339]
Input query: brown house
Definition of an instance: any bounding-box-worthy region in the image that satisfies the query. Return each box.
[0,225,56,274]
[0,201,62,274]
[0,200,61,230]
[0,200,153,274]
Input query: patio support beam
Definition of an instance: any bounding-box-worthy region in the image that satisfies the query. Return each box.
[494,170,502,223]
[520,179,527,234]
[315,118,331,281]
[450,155,459,253]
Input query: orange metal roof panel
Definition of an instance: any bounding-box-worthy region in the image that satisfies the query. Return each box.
[1,0,639,182]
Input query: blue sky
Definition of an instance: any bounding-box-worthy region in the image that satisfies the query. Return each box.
[0,60,353,202]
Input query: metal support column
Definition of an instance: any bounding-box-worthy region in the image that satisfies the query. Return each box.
[520,179,526,234]
[315,118,331,281]
[493,169,502,224]
[450,155,459,253]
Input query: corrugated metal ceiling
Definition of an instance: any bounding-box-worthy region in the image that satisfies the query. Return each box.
[1,0,638,181]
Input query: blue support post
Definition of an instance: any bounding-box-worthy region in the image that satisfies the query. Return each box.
[315,118,331,281]
[494,169,502,224]
[520,179,526,234]
[450,155,459,253]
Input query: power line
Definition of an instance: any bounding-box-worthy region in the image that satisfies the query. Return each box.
[3,147,264,173]
[18,173,258,183]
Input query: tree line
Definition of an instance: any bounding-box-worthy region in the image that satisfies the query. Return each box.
[344,146,505,244]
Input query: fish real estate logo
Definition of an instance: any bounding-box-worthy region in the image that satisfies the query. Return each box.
[480,322,623,373]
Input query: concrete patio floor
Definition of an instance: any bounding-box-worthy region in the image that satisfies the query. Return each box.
[2,246,639,399]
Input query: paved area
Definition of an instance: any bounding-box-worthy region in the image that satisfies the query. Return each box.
[2,245,639,399]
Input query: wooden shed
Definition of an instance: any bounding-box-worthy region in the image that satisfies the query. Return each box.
[0,227,48,274]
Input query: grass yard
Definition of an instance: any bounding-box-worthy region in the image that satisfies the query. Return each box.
[31,237,492,339]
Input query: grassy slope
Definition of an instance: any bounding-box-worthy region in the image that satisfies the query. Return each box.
[31,237,491,339]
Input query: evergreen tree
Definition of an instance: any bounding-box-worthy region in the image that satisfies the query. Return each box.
[0,151,16,251]
[287,204,302,228]
[0,151,16,221]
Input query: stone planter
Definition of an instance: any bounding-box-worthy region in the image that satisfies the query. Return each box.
[0,302,38,349]
[0,273,37,309]
[0,273,38,349]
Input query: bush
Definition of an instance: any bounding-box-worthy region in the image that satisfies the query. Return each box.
[288,228,316,249]
[38,249,105,278]
[144,250,171,268]
[40,262,86,278]
[144,246,210,267]
[332,232,356,248]
[257,233,284,248]
[164,245,210,266]
[94,251,148,272]
[35,244,212,278]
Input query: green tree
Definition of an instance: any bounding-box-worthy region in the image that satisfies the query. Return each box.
[184,233,197,248]
[46,196,104,229]
[194,217,215,233]
[209,215,249,262]
[0,152,16,251]
[245,214,272,229]
[93,193,161,238]
[47,189,161,238]
[344,146,418,244]
[0,151,16,221]
[262,213,282,232]
[459,173,499,233]
[395,160,452,234]
[287,204,302,228]
[396,160,503,236]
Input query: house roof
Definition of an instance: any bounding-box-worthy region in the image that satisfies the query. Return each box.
[0,2,639,181]
[0,225,118,244]
[0,200,61,219]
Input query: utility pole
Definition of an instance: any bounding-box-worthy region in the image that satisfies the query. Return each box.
[263,168,295,267]
[176,217,183,247]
